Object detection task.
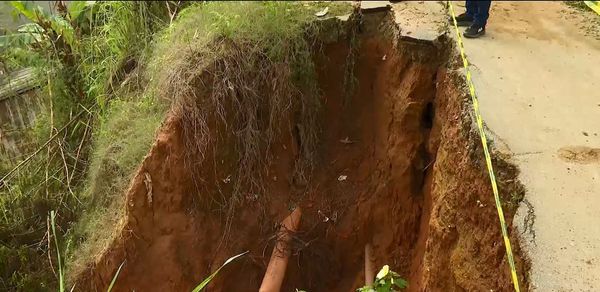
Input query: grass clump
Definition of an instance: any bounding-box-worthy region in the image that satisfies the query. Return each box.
[65,92,167,282]
[151,1,352,241]
[1,0,354,288]
[564,1,591,10]
[0,1,171,290]
[66,0,353,281]
[79,1,171,105]
[154,0,351,200]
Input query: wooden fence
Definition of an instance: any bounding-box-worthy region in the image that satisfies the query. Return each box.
[0,68,44,162]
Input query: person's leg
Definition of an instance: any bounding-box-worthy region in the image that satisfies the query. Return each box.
[465,0,477,17]
[464,0,490,38]
[452,0,475,26]
[473,0,491,28]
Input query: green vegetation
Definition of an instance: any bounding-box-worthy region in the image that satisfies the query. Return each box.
[65,93,167,280]
[191,251,248,292]
[295,265,408,292]
[0,1,353,290]
[564,1,590,11]
[106,261,125,292]
[0,1,172,290]
[151,1,353,242]
[357,265,408,292]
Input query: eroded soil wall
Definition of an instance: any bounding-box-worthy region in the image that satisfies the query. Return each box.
[75,12,528,292]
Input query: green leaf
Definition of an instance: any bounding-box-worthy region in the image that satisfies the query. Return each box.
[10,1,36,21]
[67,1,87,20]
[10,1,48,22]
[10,1,77,47]
[191,251,249,292]
[107,261,125,292]
[49,15,75,47]
[17,22,43,34]
[68,1,96,23]
[393,278,408,289]
[0,23,47,48]
[50,211,65,292]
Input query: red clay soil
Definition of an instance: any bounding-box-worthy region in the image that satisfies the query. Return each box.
[74,19,528,292]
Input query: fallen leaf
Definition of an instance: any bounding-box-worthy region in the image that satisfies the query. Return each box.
[223,175,231,183]
[315,7,329,17]
[339,137,354,144]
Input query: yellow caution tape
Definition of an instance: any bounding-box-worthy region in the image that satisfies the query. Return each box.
[584,1,600,15]
[447,2,521,292]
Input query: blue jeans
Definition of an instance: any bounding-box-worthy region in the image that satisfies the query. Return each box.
[466,0,491,28]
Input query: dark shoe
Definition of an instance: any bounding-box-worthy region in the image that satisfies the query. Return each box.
[449,13,473,27]
[463,25,485,38]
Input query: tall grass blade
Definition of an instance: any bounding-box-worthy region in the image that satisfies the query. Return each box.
[191,251,249,292]
[50,211,65,292]
[107,261,126,292]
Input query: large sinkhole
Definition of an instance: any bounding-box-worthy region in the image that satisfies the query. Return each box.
[77,11,528,292]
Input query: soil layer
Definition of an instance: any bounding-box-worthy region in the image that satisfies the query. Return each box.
[74,12,528,292]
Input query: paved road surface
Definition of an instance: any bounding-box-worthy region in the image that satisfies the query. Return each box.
[456,1,600,291]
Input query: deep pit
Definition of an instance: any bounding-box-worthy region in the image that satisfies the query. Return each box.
[75,11,528,292]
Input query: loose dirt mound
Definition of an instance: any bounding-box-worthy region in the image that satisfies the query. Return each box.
[75,12,528,292]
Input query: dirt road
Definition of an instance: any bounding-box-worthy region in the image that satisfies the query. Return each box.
[453,1,600,291]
